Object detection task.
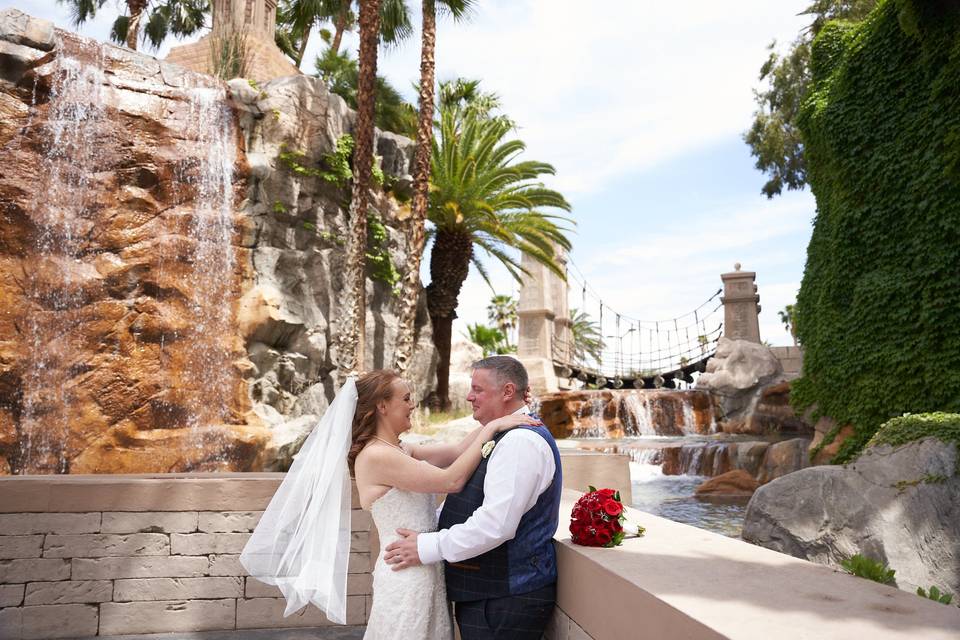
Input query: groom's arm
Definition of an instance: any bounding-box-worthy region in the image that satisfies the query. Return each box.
[416,430,554,564]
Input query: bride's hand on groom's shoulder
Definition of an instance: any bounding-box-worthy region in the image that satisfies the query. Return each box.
[488,413,543,433]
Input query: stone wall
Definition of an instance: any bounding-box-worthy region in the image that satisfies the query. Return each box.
[0,474,371,639]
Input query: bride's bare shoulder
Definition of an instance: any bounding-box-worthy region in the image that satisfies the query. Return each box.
[355,441,401,469]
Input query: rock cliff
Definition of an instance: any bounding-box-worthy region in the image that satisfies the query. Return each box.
[0,10,435,474]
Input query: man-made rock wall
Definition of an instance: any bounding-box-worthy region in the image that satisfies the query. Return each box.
[0,10,435,474]
[0,474,371,638]
[742,438,959,595]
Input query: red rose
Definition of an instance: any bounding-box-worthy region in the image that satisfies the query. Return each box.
[603,499,622,517]
[597,488,615,498]
[596,529,612,545]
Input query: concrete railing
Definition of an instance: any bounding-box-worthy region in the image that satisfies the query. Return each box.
[545,489,960,640]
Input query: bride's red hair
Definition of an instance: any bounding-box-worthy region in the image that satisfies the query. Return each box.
[348,369,402,474]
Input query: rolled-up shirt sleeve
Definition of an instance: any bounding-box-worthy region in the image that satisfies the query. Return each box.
[416,429,554,565]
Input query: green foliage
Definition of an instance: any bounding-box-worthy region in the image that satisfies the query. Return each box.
[465,323,514,357]
[365,214,400,289]
[210,29,249,80]
[778,304,799,345]
[487,295,518,345]
[917,585,953,605]
[314,46,418,137]
[744,0,876,197]
[569,308,604,364]
[59,0,208,50]
[840,554,896,585]
[272,201,288,215]
[870,412,960,473]
[277,135,382,189]
[792,0,960,464]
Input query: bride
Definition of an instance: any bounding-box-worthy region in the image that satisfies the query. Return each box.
[240,369,538,639]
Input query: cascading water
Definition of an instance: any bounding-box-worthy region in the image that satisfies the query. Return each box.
[18,56,106,473]
[12,52,241,473]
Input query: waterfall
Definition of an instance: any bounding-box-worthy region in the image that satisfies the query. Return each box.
[19,57,106,473]
[622,393,657,436]
[13,54,239,473]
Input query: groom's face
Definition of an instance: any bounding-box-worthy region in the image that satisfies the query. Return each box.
[467,368,510,426]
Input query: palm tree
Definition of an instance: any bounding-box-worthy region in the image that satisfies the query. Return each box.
[58,0,207,51]
[425,103,573,408]
[337,0,382,377]
[569,308,604,365]
[393,0,474,374]
[465,323,512,358]
[275,0,341,68]
[486,294,518,346]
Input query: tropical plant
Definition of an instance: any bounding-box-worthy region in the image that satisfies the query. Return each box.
[58,0,208,51]
[487,294,518,345]
[314,45,417,137]
[337,0,382,376]
[744,0,876,197]
[840,554,896,586]
[569,308,604,365]
[425,99,573,408]
[393,0,475,374]
[778,303,798,346]
[210,28,249,80]
[465,323,513,357]
[916,586,953,606]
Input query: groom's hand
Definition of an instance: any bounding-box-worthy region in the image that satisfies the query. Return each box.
[384,529,421,571]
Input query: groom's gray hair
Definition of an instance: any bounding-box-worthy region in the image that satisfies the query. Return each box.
[472,355,529,392]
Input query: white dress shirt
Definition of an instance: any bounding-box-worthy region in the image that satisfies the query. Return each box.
[417,406,556,565]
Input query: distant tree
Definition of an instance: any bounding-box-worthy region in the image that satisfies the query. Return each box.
[486,294,518,346]
[465,323,513,357]
[569,308,604,364]
[778,304,799,346]
[58,0,208,51]
[744,0,876,197]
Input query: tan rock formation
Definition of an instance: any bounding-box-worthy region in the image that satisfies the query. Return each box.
[694,469,759,498]
[0,12,435,474]
[539,389,717,439]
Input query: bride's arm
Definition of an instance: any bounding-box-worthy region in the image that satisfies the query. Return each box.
[404,426,486,468]
[360,414,541,494]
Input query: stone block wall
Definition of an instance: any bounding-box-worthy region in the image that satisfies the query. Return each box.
[0,474,371,639]
[544,606,594,640]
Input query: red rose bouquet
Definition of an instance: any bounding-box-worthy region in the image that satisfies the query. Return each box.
[569,486,644,548]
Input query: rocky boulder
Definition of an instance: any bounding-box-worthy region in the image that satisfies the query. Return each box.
[695,469,759,498]
[742,437,960,594]
[697,338,811,437]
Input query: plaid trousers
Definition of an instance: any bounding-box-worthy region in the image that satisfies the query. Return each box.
[453,583,556,640]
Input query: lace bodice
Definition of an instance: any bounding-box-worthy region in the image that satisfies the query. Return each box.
[364,488,452,640]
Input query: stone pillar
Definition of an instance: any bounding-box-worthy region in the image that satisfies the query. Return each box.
[721,263,762,343]
[517,251,561,394]
[166,0,299,83]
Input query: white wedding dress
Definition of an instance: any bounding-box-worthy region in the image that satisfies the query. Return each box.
[365,488,453,640]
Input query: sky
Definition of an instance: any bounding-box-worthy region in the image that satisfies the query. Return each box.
[14,0,815,347]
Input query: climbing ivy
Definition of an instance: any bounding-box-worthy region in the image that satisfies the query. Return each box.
[366,213,400,290]
[791,0,960,463]
[277,134,383,188]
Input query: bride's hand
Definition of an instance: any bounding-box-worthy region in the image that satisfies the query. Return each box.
[487,413,543,433]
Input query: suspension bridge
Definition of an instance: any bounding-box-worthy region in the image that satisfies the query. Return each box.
[516,252,766,393]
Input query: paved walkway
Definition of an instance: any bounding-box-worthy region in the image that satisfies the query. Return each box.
[75,628,366,640]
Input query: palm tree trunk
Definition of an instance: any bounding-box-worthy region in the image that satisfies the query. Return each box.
[126,0,147,50]
[331,4,351,53]
[393,0,436,375]
[337,0,381,377]
[295,19,313,68]
[426,229,473,409]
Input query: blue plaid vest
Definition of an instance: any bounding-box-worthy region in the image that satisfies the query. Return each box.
[438,422,562,602]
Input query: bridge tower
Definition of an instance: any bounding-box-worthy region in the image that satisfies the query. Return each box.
[166,0,300,82]
[720,263,761,343]
[516,250,568,393]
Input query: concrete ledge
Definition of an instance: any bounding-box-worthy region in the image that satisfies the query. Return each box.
[553,489,960,639]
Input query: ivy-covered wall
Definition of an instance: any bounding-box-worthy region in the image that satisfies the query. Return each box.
[793,0,960,463]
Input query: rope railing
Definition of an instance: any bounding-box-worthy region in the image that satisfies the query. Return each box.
[551,257,726,385]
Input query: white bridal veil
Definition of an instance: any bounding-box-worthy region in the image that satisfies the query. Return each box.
[240,378,357,624]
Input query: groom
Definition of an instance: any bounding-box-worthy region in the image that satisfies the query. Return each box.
[384,355,562,639]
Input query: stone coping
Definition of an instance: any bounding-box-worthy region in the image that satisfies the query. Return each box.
[0,474,288,513]
[553,489,960,639]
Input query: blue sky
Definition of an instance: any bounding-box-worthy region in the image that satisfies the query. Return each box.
[13,0,815,345]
